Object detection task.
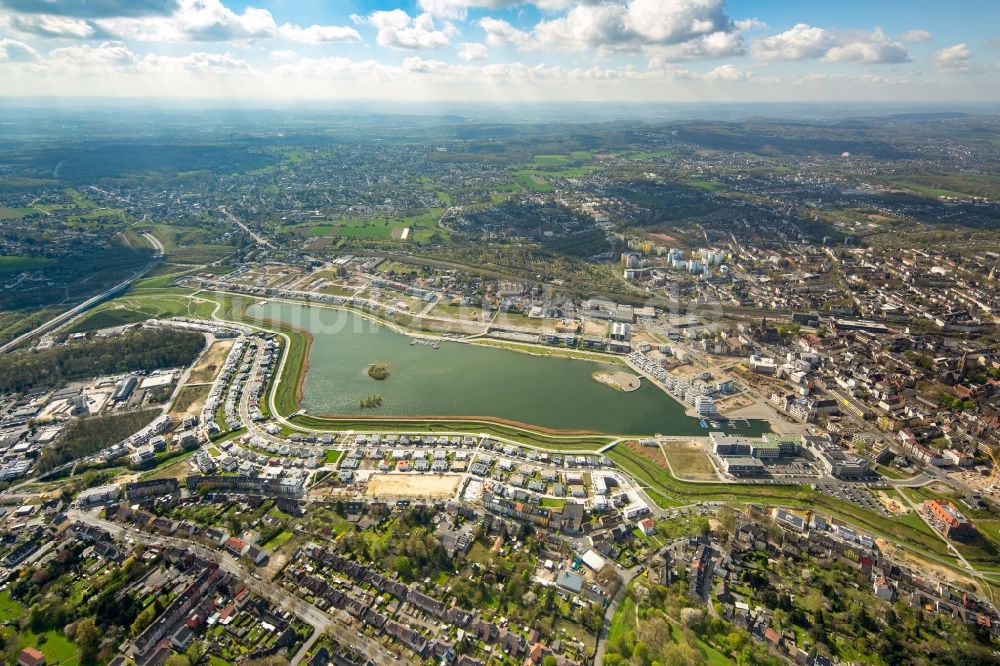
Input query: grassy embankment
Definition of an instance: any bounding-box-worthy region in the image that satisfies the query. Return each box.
[607,444,974,568]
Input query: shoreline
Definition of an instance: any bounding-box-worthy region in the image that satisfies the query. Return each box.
[241,294,771,437]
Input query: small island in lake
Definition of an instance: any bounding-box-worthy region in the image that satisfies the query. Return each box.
[367,362,391,380]
[360,394,383,409]
[592,371,641,392]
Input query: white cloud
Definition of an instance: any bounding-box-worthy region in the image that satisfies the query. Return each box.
[931,43,974,73]
[44,40,139,71]
[478,17,529,47]
[752,24,908,64]
[143,50,249,73]
[0,38,39,62]
[898,29,932,43]
[734,18,767,31]
[96,0,277,42]
[0,0,177,18]
[823,29,908,64]
[269,49,298,61]
[416,0,575,18]
[530,0,736,52]
[1,13,97,38]
[648,29,744,62]
[458,42,488,61]
[702,63,749,81]
[277,24,361,44]
[751,24,834,60]
[362,10,457,50]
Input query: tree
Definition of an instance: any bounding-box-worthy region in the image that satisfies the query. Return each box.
[542,657,557,666]
[680,607,704,627]
[75,617,101,664]
[394,555,414,581]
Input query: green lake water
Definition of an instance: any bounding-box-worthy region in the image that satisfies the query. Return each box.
[251,301,769,436]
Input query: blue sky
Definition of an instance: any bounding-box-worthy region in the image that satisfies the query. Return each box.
[0,0,997,101]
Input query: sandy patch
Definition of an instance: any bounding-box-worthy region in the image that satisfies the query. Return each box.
[366,473,462,499]
[593,372,641,392]
[877,491,911,515]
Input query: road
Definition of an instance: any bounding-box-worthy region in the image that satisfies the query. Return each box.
[220,206,276,250]
[0,232,163,354]
[67,509,400,666]
[594,563,645,665]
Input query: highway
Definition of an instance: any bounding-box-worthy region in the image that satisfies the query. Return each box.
[0,232,163,354]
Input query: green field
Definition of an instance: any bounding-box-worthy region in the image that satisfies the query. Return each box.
[0,207,39,219]
[0,590,23,622]
[65,292,216,333]
[533,154,573,165]
[512,171,554,192]
[0,255,54,273]
[135,222,233,264]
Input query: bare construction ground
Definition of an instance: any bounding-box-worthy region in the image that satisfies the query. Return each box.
[188,339,235,383]
[366,473,462,499]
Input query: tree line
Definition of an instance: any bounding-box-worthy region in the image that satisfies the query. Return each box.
[0,327,205,393]
[37,409,160,472]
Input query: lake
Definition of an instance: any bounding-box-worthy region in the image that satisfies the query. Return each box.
[251,301,769,436]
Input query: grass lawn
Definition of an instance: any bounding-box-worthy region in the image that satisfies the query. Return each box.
[533,154,573,165]
[325,449,344,464]
[65,291,217,334]
[661,442,717,478]
[18,630,79,665]
[0,255,53,273]
[0,590,24,622]
[263,529,294,548]
[0,207,40,219]
[606,595,635,649]
[170,384,210,416]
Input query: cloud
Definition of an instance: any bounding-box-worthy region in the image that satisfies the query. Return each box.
[752,24,909,64]
[648,29,744,62]
[143,50,249,73]
[0,38,39,62]
[417,0,575,18]
[96,0,277,42]
[1,0,357,44]
[734,18,767,31]
[823,29,909,64]
[44,40,140,71]
[458,42,488,61]
[531,0,737,52]
[478,17,529,47]
[1,13,97,38]
[702,63,749,81]
[751,24,835,60]
[277,24,362,44]
[0,0,177,18]
[362,10,457,50]
[931,43,974,73]
[898,29,932,43]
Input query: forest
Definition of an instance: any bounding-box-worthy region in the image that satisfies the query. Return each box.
[0,328,205,393]
[37,409,160,472]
